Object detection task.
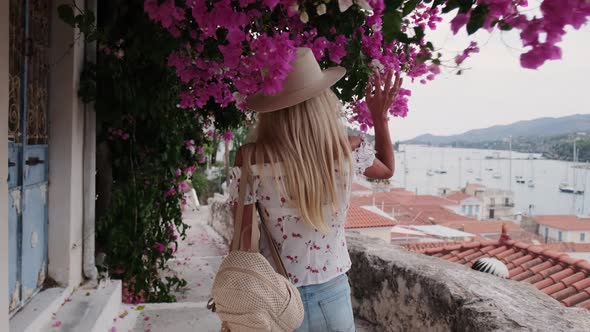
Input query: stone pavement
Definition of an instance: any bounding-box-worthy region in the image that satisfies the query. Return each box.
[113,206,375,332]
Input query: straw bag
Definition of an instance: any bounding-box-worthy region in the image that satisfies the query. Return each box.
[208,147,304,332]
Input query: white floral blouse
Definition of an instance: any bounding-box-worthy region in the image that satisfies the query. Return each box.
[227,137,376,287]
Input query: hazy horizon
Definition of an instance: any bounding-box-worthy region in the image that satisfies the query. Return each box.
[383,16,590,141]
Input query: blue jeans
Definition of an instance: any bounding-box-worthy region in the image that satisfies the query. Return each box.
[294,274,355,332]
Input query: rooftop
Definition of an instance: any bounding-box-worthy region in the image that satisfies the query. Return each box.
[345,206,396,229]
[534,215,590,231]
[408,225,475,239]
[445,191,477,203]
[410,234,590,310]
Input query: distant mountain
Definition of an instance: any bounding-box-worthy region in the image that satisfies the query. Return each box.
[405,114,590,145]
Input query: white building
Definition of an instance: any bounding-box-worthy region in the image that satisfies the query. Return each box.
[535,215,590,243]
[443,191,484,220]
[465,183,515,220]
[2,2,119,330]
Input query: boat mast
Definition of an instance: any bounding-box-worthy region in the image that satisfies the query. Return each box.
[509,136,512,192]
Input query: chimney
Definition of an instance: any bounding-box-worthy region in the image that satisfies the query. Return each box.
[499,222,511,243]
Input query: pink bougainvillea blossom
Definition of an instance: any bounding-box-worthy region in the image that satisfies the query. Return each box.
[144,0,590,130]
[153,242,166,253]
[455,41,480,65]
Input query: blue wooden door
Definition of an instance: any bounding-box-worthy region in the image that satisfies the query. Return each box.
[8,0,50,315]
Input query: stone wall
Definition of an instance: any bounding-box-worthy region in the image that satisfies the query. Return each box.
[347,232,590,332]
[207,196,590,331]
[207,194,233,245]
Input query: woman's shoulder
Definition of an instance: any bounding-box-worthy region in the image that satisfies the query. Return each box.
[348,135,363,150]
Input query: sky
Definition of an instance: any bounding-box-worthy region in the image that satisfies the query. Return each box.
[386,17,590,141]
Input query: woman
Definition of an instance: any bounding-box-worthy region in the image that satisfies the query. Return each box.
[228,47,401,331]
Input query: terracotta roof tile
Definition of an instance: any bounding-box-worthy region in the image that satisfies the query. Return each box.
[572,278,590,291]
[513,270,535,281]
[351,182,371,191]
[345,206,395,229]
[534,215,590,231]
[553,287,579,301]
[406,235,590,311]
[548,268,575,283]
[522,274,544,284]
[577,298,590,310]
[562,291,590,307]
[445,192,475,202]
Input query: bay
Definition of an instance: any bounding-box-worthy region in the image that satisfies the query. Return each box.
[393,145,590,215]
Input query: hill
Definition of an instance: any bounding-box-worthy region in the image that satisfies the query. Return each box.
[405,114,590,145]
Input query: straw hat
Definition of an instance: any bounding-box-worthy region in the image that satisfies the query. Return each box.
[246,47,346,113]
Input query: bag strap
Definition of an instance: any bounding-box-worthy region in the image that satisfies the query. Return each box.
[230,145,259,252]
[258,203,289,278]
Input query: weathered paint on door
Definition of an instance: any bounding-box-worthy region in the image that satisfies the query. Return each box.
[8,0,50,315]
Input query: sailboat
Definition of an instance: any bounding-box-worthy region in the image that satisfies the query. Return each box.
[475,154,483,181]
[527,156,535,187]
[516,156,525,183]
[434,148,447,174]
[492,152,501,179]
[559,138,584,194]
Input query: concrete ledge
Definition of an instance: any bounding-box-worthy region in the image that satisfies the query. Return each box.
[346,233,590,332]
[207,194,233,244]
[39,280,121,332]
[10,286,73,332]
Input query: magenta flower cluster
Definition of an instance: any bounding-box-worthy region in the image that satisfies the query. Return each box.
[450,0,590,69]
[145,0,589,132]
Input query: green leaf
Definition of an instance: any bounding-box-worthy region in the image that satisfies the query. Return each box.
[402,0,421,17]
[382,10,402,43]
[412,26,425,43]
[441,0,459,13]
[57,4,76,26]
[499,21,512,31]
[136,305,145,311]
[458,0,475,13]
[432,0,446,8]
[385,0,404,10]
[466,4,489,35]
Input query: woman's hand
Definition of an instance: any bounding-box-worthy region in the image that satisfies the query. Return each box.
[365,69,403,122]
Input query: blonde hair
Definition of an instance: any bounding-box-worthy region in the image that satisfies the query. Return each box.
[249,89,352,232]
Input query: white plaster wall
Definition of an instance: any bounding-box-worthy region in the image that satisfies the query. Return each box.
[566,230,589,243]
[354,227,393,243]
[1,0,10,328]
[538,225,590,243]
[539,226,568,242]
[47,1,86,287]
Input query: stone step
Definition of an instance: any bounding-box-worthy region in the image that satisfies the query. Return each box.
[10,287,71,332]
[116,301,376,332]
[113,302,221,332]
[165,255,222,303]
[39,280,122,332]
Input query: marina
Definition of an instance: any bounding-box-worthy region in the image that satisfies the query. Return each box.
[394,144,590,215]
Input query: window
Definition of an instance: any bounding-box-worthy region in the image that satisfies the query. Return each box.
[544,227,548,240]
[505,198,510,206]
[490,198,495,206]
[559,231,563,241]
[581,233,586,242]
[462,205,466,214]
[468,205,473,216]
[475,206,480,214]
